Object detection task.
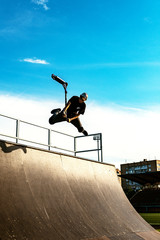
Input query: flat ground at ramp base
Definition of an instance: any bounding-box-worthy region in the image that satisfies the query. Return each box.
[0,140,160,240]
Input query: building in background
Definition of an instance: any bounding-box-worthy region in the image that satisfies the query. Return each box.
[121,159,160,191]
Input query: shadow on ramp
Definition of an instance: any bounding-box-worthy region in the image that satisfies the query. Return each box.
[0,141,27,153]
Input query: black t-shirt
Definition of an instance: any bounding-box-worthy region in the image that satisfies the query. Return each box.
[67,96,86,117]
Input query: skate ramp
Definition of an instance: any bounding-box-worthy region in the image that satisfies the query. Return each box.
[0,140,160,240]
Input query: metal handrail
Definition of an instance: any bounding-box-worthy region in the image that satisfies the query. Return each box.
[74,133,103,162]
[0,113,103,162]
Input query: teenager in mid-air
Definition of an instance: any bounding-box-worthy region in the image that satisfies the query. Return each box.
[49,93,88,136]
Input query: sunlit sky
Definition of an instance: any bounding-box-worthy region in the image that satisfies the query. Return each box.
[1,0,160,168]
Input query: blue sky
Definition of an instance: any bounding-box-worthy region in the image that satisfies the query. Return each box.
[1,0,160,106]
[1,0,160,167]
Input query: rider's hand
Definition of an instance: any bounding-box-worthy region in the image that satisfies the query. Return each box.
[67,118,71,123]
[62,110,67,118]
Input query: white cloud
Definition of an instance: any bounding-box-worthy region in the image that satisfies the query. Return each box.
[21,58,49,64]
[1,94,160,169]
[32,0,49,10]
[85,102,160,167]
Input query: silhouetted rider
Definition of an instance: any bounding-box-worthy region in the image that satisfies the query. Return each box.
[49,93,88,136]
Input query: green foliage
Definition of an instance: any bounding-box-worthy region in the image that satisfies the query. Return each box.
[123,187,137,200]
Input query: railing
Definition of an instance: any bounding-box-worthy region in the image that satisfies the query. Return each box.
[74,133,103,162]
[0,113,103,162]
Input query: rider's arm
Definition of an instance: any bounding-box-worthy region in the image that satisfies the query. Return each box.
[62,101,71,116]
[67,114,80,122]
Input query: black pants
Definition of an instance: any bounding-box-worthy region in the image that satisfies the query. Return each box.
[49,112,84,133]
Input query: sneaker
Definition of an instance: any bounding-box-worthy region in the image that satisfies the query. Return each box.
[51,108,61,114]
[83,130,88,136]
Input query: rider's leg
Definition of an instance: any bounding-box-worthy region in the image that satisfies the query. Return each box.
[49,112,66,125]
[71,118,88,136]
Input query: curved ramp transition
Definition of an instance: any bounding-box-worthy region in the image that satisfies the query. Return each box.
[0,140,160,240]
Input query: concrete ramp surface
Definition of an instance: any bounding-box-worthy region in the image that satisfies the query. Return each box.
[0,140,160,240]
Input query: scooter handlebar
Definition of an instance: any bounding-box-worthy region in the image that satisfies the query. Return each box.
[51,74,68,87]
